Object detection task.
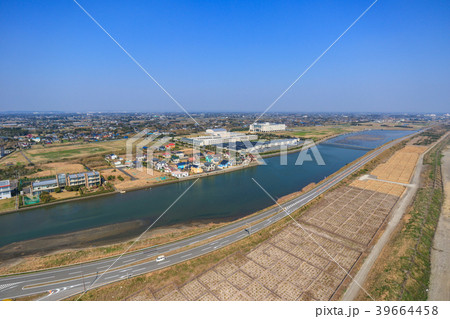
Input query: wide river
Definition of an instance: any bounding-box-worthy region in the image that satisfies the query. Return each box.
[0,130,414,248]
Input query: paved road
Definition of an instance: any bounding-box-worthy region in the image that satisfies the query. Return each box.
[116,167,137,181]
[0,131,421,301]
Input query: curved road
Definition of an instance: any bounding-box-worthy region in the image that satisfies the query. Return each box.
[0,131,421,301]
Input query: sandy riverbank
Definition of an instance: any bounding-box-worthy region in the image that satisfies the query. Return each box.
[0,218,232,272]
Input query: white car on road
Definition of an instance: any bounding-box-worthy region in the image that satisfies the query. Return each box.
[156,255,165,262]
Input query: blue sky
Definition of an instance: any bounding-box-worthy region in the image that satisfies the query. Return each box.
[0,0,449,113]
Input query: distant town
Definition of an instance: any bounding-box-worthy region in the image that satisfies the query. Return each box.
[0,112,447,212]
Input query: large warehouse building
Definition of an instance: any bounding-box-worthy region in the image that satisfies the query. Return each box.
[249,122,286,132]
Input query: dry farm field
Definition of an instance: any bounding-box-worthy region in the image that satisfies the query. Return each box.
[370,145,427,184]
[350,145,427,195]
[27,163,87,178]
[127,184,400,301]
[124,144,426,301]
[104,168,172,191]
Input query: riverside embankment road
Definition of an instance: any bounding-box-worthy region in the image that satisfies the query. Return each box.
[0,131,421,301]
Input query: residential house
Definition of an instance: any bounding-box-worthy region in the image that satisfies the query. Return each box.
[190,165,203,174]
[124,160,134,168]
[136,155,146,162]
[177,162,189,170]
[171,171,189,178]
[218,160,230,169]
[155,161,167,171]
[212,155,222,164]
[175,151,185,158]
[203,162,215,171]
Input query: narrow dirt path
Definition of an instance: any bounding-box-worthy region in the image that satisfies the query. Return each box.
[20,149,33,165]
[429,145,450,300]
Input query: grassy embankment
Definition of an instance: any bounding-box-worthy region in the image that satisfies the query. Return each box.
[357,135,448,301]
[0,198,15,213]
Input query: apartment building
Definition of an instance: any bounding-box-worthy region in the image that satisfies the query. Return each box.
[31,171,101,195]
[67,171,101,187]
[86,171,101,187]
[30,179,59,196]
[0,180,12,200]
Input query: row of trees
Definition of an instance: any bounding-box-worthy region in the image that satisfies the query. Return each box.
[107,175,124,181]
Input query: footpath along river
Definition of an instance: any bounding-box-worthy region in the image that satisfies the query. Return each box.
[0,130,413,248]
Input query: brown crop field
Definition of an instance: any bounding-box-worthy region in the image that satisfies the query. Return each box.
[126,181,400,301]
[106,168,172,191]
[27,162,87,178]
[350,179,405,196]
[350,145,426,196]
[370,145,427,184]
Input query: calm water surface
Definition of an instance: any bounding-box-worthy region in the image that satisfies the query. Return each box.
[0,130,413,247]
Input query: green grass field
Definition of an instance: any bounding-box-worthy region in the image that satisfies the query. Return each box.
[0,197,15,213]
[28,146,107,160]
